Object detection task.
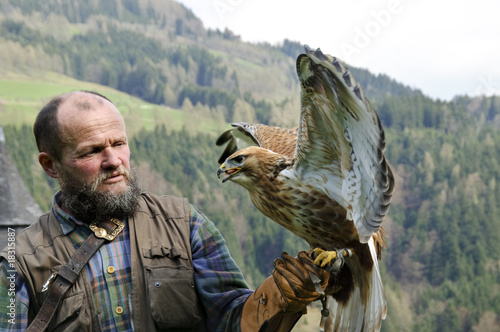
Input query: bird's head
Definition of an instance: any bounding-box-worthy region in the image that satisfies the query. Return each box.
[217,146,292,188]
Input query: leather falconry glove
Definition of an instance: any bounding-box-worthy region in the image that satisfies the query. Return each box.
[241,251,330,332]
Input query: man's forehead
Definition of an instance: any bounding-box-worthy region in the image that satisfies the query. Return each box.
[57,92,123,121]
[57,92,125,141]
[60,91,106,111]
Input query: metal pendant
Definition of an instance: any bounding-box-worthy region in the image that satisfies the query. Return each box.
[89,218,125,241]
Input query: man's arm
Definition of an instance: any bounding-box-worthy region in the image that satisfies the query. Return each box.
[189,205,253,331]
[189,205,330,332]
[0,259,29,331]
[241,251,330,331]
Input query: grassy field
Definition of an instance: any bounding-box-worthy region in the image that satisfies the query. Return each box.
[0,70,224,136]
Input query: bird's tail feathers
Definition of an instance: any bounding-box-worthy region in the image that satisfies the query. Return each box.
[319,238,386,332]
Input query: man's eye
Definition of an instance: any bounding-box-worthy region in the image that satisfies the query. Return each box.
[87,148,100,155]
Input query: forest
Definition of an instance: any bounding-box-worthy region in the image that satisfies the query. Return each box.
[1,0,500,331]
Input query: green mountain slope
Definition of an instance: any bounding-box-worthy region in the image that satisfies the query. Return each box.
[1,1,500,331]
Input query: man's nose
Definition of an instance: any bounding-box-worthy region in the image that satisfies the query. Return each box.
[101,147,122,169]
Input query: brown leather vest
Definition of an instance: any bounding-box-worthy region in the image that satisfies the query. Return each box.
[1,193,207,331]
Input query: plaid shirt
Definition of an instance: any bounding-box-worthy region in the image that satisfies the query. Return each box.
[0,193,252,331]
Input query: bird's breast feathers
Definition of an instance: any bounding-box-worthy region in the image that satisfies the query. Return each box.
[247,168,359,247]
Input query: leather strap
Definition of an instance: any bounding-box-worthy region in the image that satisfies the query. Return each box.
[25,219,123,332]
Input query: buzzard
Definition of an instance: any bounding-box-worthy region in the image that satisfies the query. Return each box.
[216,46,394,331]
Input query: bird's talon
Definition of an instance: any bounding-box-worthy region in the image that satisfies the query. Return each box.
[312,247,354,272]
[312,248,324,259]
[313,248,339,267]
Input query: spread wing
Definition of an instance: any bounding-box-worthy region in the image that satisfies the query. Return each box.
[216,46,393,331]
[216,122,298,164]
[294,46,394,243]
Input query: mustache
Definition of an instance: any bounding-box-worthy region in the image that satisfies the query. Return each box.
[90,165,131,191]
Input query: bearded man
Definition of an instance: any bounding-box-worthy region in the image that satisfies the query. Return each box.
[0,91,330,331]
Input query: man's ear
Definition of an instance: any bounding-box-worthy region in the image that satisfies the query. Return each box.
[38,152,60,179]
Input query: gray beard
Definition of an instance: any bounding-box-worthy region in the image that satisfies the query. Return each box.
[58,166,141,224]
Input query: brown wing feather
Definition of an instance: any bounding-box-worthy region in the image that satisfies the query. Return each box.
[252,125,298,157]
[216,122,298,163]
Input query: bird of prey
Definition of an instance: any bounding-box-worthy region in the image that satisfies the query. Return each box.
[216,46,394,331]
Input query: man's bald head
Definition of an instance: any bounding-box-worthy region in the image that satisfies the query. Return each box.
[34,91,116,162]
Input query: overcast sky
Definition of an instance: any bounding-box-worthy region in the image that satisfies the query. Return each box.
[175,0,500,101]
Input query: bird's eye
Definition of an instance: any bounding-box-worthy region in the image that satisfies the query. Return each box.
[232,155,244,163]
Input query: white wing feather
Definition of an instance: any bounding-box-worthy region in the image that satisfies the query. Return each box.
[294,47,394,243]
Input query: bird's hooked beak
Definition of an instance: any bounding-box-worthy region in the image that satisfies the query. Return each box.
[217,162,242,183]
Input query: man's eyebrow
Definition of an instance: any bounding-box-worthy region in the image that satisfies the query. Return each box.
[79,136,128,149]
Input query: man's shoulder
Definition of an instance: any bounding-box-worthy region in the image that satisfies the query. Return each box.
[139,192,187,203]
[1,211,59,257]
[138,192,190,219]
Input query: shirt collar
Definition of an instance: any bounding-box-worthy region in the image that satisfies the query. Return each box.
[52,191,87,235]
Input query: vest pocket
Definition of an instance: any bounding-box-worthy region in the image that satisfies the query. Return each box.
[146,266,201,329]
[47,291,91,332]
